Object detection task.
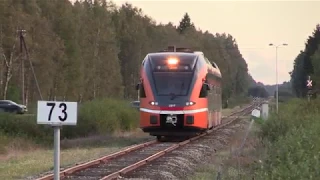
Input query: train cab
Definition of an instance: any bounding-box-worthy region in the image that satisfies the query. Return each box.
[135,46,222,140]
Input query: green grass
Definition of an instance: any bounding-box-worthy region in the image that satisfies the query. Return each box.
[1,147,119,180]
[254,98,320,179]
[0,129,151,180]
[0,139,146,180]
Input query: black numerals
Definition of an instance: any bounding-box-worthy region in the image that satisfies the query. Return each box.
[59,103,67,121]
[46,102,68,122]
[47,103,56,121]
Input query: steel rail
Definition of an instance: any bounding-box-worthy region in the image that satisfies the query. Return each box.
[100,102,259,180]
[36,101,260,180]
[36,140,157,180]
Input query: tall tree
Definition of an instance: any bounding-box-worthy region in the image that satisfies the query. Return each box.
[303,24,320,75]
[177,13,194,34]
[0,0,253,104]
[290,51,306,97]
[290,25,320,97]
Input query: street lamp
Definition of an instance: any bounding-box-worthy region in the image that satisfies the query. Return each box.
[269,43,288,114]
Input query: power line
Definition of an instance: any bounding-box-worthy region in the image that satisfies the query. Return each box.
[238,45,305,50]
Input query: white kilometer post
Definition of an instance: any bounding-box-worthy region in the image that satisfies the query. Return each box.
[37,101,78,180]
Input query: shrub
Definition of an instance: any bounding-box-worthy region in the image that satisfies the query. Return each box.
[61,98,139,138]
[0,113,52,143]
[0,98,139,143]
[255,98,320,179]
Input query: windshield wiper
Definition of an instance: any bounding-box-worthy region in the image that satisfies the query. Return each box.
[179,82,184,95]
[170,93,176,100]
[170,82,184,100]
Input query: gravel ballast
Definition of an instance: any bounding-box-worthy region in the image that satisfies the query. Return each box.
[122,118,253,180]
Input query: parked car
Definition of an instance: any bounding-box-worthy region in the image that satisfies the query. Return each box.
[0,100,28,114]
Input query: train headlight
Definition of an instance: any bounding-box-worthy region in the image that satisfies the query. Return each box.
[186,101,196,106]
[167,58,179,65]
[149,101,158,106]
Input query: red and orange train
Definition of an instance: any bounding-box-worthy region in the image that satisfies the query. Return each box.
[135,46,222,141]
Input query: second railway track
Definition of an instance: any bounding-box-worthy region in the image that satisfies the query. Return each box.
[37,101,260,180]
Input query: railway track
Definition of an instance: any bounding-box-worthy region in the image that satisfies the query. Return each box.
[37,101,260,180]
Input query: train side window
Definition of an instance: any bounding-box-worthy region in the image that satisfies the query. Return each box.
[140,83,146,98]
[199,82,210,98]
[199,85,207,98]
[211,62,217,68]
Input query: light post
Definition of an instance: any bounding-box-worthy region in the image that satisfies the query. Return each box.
[269,43,288,114]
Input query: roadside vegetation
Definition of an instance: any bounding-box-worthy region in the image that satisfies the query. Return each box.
[0,98,140,153]
[254,98,320,179]
[192,98,320,179]
[254,19,320,180]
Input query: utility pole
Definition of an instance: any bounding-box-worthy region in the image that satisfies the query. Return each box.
[18,29,43,104]
[269,43,288,114]
[18,29,26,105]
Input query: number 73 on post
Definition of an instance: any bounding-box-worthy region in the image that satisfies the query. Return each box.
[37,101,78,126]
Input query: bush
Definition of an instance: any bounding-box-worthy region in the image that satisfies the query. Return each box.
[255,98,320,179]
[0,98,139,143]
[0,113,52,144]
[62,98,139,138]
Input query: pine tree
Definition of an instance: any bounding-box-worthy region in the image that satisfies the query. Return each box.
[303,24,320,75]
[290,24,320,97]
[177,13,194,34]
[290,51,306,97]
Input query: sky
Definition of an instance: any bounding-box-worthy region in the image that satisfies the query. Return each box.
[71,0,320,85]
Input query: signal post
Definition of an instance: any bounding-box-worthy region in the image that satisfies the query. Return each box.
[307,76,312,102]
[37,101,78,180]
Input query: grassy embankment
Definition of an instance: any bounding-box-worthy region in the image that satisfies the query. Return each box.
[255,98,320,179]
[190,97,320,179]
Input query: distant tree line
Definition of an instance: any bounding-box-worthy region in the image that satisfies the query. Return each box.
[290,24,320,98]
[247,86,269,98]
[0,0,253,106]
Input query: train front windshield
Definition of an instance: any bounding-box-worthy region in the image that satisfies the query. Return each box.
[152,72,193,96]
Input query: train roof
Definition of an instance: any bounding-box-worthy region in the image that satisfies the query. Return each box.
[145,46,221,77]
[147,52,197,58]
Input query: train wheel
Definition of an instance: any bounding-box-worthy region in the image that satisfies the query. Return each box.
[157,136,164,142]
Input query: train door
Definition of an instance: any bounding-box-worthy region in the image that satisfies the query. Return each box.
[215,85,220,125]
[218,85,222,124]
[205,75,215,129]
[209,77,219,127]
[199,76,213,129]
[207,81,213,129]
